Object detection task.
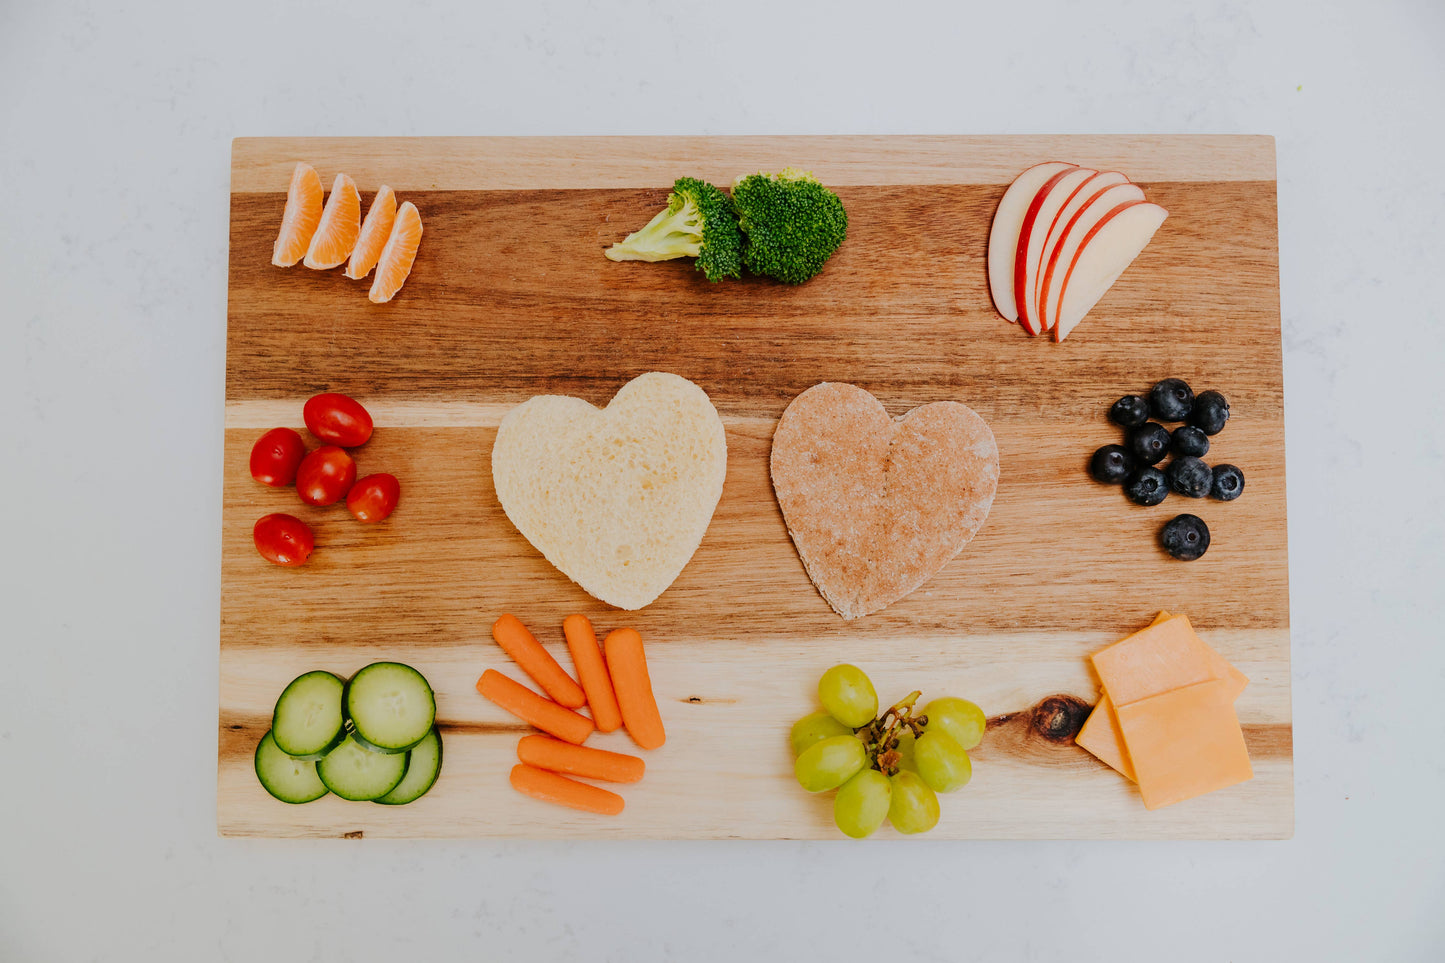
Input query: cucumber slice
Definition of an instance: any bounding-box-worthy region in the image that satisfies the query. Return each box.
[345,662,436,753]
[317,733,410,801]
[374,727,443,806]
[271,670,346,759]
[255,730,329,804]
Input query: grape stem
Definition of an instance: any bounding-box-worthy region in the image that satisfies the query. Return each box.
[859,690,928,776]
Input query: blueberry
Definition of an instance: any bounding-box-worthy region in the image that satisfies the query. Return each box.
[1211,464,1245,501]
[1124,466,1170,506]
[1160,513,1210,560]
[1167,455,1213,497]
[1127,422,1171,465]
[1171,425,1210,457]
[1191,390,1231,435]
[1109,395,1150,429]
[1149,378,1194,422]
[1090,444,1136,484]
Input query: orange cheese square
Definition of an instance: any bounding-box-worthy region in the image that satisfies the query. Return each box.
[1077,613,1250,783]
[1091,614,1217,706]
[1076,694,1135,780]
[1075,611,1174,781]
[1114,678,1253,809]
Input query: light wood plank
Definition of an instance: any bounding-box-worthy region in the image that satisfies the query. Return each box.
[231,135,1277,192]
[219,634,1291,839]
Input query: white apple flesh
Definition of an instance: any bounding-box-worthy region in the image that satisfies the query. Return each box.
[1013,166,1099,335]
[1033,170,1131,326]
[1037,182,1147,334]
[1053,201,1169,342]
[986,161,1075,323]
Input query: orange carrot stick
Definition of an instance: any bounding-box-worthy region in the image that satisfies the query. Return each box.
[476,669,594,745]
[562,614,623,732]
[603,627,666,750]
[517,733,645,784]
[491,614,587,709]
[509,764,624,816]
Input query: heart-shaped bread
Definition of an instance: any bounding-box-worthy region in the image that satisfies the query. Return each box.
[492,372,728,610]
[770,383,1000,620]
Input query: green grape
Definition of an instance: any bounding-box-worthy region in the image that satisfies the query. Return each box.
[922,697,987,750]
[914,730,972,793]
[789,711,853,757]
[887,770,940,834]
[818,664,878,728]
[794,734,867,792]
[894,729,918,773]
[833,769,892,839]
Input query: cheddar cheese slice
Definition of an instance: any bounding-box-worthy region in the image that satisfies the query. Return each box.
[1077,613,1250,784]
[1077,695,1133,780]
[1114,678,1253,809]
[1091,614,1219,705]
[1075,611,1173,781]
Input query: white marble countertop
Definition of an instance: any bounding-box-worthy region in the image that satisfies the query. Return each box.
[3,1,1443,959]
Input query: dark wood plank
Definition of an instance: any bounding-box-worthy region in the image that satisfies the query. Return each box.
[226,184,1283,419]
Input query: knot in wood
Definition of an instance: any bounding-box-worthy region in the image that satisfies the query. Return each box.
[1030,695,1092,744]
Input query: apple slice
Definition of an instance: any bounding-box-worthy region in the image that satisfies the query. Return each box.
[1037,182,1147,334]
[1013,167,1098,335]
[986,161,1075,323]
[1053,201,1169,342]
[1033,170,1131,324]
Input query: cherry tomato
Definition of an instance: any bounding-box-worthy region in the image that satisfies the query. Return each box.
[346,473,401,522]
[295,446,357,506]
[303,392,374,447]
[249,427,307,487]
[253,513,314,566]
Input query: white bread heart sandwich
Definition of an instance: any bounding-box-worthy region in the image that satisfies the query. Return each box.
[491,371,728,610]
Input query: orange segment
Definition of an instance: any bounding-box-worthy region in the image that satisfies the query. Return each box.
[344,186,397,280]
[303,173,361,270]
[271,162,324,267]
[368,201,422,303]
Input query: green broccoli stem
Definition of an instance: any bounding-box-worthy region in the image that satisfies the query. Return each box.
[605,201,702,262]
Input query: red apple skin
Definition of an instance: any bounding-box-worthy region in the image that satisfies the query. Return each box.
[988,158,1080,322]
[1052,199,1148,343]
[1038,186,1111,330]
[1012,167,1077,336]
[1033,173,1129,325]
[1038,183,1145,332]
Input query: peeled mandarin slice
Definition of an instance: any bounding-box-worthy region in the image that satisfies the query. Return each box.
[303,173,361,270]
[271,162,324,267]
[368,201,422,304]
[344,185,397,280]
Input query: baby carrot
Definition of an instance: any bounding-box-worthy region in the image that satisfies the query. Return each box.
[517,733,645,784]
[476,669,594,745]
[603,627,666,750]
[509,764,624,816]
[492,614,587,708]
[562,614,623,732]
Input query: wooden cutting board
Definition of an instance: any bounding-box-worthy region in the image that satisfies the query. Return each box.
[220,136,1291,839]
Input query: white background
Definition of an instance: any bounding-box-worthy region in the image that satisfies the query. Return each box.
[2,1,1443,960]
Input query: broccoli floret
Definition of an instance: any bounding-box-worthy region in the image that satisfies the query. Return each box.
[604,177,743,281]
[730,168,848,284]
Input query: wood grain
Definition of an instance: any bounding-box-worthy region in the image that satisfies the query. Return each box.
[220,136,1290,838]
[230,135,1277,191]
